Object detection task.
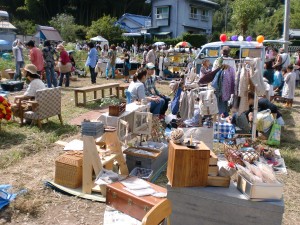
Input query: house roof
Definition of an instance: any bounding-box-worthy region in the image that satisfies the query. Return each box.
[116,13,151,32]
[34,25,63,41]
[189,0,219,9]
[0,21,16,29]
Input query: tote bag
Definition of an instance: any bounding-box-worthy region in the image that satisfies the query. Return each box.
[199,90,218,115]
[267,121,281,146]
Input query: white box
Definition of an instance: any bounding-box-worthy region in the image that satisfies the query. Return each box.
[237,174,283,200]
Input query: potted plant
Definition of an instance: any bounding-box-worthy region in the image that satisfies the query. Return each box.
[100,97,126,116]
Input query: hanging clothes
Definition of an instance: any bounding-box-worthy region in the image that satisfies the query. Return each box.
[187,91,195,119]
[221,66,235,101]
[179,91,189,120]
[171,86,182,115]
[238,65,249,115]
[249,58,265,96]
[232,63,242,112]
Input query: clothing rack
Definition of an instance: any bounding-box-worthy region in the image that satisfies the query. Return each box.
[236,56,264,140]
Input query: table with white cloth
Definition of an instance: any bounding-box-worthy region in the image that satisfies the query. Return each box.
[97,102,149,127]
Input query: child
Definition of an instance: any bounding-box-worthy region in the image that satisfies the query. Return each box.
[282,64,296,108]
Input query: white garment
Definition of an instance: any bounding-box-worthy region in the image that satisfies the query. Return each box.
[238,65,249,115]
[282,72,296,99]
[24,79,46,97]
[127,80,146,101]
[179,91,189,120]
[187,91,195,119]
[280,53,290,69]
[249,58,265,96]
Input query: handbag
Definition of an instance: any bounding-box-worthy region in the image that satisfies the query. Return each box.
[199,90,218,115]
[199,67,221,84]
[58,62,72,73]
[267,121,281,146]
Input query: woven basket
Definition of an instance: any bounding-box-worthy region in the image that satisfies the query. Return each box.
[54,151,83,188]
[223,139,260,166]
[109,102,126,116]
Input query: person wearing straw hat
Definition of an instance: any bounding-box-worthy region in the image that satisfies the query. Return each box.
[13,64,45,103]
[11,64,46,120]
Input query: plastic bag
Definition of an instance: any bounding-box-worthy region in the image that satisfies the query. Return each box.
[267,121,281,146]
[256,109,274,133]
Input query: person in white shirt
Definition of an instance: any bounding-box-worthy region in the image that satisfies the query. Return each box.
[13,64,46,103]
[279,48,290,69]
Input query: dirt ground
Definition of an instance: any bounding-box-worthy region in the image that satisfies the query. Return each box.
[0,77,299,225]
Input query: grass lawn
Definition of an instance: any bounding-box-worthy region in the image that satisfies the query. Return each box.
[0,75,299,224]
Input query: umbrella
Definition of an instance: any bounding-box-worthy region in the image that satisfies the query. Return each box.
[153,41,166,46]
[175,41,192,48]
[0,40,9,45]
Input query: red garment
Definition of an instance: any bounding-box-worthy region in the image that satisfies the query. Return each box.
[30,47,44,71]
[59,50,70,65]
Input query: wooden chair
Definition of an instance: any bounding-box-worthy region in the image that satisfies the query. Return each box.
[142,199,172,225]
[23,87,63,128]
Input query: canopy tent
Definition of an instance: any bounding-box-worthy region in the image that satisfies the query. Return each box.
[90,35,108,42]
[153,41,166,46]
[90,35,109,49]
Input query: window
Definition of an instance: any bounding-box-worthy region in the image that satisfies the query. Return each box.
[190,6,198,19]
[156,7,169,19]
[201,10,209,21]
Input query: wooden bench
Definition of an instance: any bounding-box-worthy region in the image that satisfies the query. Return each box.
[118,83,130,97]
[74,83,120,106]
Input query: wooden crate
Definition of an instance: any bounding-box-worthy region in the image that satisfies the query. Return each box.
[54,151,83,188]
[207,176,230,187]
[209,150,218,166]
[106,179,166,221]
[208,166,218,176]
[167,141,210,187]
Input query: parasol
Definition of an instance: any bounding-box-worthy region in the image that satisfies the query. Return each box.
[175,41,192,48]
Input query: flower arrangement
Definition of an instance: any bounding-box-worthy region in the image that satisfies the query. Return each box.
[0,96,12,121]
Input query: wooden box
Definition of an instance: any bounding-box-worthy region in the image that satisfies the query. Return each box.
[109,103,126,116]
[106,180,166,221]
[54,151,83,188]
[207,176,230,187]
[167,141,210,187]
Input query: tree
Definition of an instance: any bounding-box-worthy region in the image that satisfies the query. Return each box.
[49,13,77,42]
[231,0,263,35]
[86,15,124,41]
[12,19,36,35]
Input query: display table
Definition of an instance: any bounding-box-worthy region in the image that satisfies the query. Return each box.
[97,102,149,127]
[167,183,284,225]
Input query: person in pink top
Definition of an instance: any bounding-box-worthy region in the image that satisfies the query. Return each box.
[25,40,44,73]
[56,44,71,87]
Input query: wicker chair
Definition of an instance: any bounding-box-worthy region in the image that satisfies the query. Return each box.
[23,87,63,128]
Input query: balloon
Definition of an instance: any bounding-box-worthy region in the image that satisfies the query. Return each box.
[257,35,264,43]
[220,34,227,42]
[238,36,244,41]
[246,36,252,42]
[231,35,238,41]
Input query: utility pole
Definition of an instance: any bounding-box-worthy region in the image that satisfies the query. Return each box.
[283,0,290,52]
[225,0,228,33]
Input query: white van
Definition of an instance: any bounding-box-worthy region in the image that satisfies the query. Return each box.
[194,40,292,72]
[195,41,265,67]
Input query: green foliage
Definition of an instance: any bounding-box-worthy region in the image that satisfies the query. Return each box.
[86,15,124,42]
[181,33,207,48]
[12,19,35,35]
[75,25,88,41]
[49,13,78,42]
[99,97,121,107]
[231,0,263,35]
